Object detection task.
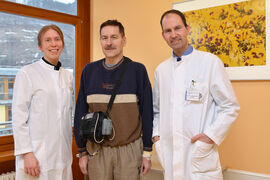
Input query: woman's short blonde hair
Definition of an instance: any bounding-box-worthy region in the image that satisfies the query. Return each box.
[37,24,64,47]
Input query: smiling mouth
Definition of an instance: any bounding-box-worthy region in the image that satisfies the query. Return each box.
[49,49,59,53]
[171,38,181,43]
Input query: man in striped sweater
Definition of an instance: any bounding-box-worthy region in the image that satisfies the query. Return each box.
[74,19,153,180]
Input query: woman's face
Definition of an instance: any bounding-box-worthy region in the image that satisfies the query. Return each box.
[39,29,64,65]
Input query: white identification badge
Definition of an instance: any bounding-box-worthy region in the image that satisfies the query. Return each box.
[185,80,203,102]
[185,90,202,101]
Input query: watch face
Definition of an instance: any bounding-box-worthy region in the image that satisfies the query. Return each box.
[76,153,81,158]
[76,152,88,158]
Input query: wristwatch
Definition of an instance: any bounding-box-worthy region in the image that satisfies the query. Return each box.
[76,151,88,158]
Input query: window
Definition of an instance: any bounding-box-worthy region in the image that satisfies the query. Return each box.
[6,0,77,15]
[0,79,4,99]
[0,12,75,69]
[0,76,12,135]
[8,78,14,100]
[0,0,90,137]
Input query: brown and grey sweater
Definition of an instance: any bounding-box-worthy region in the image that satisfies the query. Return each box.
[74,57,153,152]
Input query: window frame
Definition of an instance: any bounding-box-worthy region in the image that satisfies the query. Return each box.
[0,0,90,170]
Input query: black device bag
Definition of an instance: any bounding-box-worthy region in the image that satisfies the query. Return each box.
[79,111,108,143]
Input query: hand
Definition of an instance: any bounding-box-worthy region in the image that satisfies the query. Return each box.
[140,157,152,175]
[79,155,88,175]
[23,152,40,177]
[191,133,214,144]
[152,136,160,143]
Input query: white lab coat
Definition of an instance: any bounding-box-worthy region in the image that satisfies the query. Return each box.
[12,60,73,180]
[153,49,239,180]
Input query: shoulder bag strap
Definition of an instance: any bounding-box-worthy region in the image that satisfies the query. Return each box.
[105,57,131,115]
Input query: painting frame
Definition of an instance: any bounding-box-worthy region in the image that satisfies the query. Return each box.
[173,0,270,80]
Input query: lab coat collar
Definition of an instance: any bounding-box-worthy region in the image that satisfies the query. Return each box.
[41,57,62,71]
[172,45,193,62]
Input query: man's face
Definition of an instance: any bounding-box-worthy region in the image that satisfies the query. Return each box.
[162,13,189,52]
[39,29,64,64]
[100,25,126,59]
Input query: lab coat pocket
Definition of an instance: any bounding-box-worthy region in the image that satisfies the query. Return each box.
[191,141,219,173]
[32,140,47,170]
[155,140,164,169]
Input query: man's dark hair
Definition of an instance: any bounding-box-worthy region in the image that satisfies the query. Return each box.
[100,20,125,37]
[160,9,188,30]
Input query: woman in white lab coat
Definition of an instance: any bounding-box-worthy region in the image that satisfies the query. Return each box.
[12,24,73,180]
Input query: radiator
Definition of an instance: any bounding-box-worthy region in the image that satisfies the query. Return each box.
[0,171,15,180]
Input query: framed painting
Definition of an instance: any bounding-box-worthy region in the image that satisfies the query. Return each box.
[173,0,269,80]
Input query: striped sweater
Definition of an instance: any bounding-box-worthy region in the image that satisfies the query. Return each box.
[74,57,153,152]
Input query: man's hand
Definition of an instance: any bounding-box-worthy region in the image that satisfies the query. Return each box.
[23,152,40,177]
[191,133,214,144]
[140,157,152,175]
[152,136,160,143]
[79,155,88,175]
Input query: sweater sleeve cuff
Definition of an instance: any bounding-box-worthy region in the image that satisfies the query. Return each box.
[143,147,152,152]
[78,147,87,153]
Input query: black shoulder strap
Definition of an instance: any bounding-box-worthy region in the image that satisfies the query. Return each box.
[106,57,131,115]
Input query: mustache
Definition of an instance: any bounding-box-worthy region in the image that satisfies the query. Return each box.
[104,45,115,50]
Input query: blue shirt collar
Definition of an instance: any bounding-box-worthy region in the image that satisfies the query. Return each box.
[172,45,193,61]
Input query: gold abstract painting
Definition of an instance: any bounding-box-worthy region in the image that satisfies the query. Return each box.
[184,0,265,67]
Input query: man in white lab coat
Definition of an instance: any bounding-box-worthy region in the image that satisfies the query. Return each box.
[12,25,73,180]
[152,10,240,180]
